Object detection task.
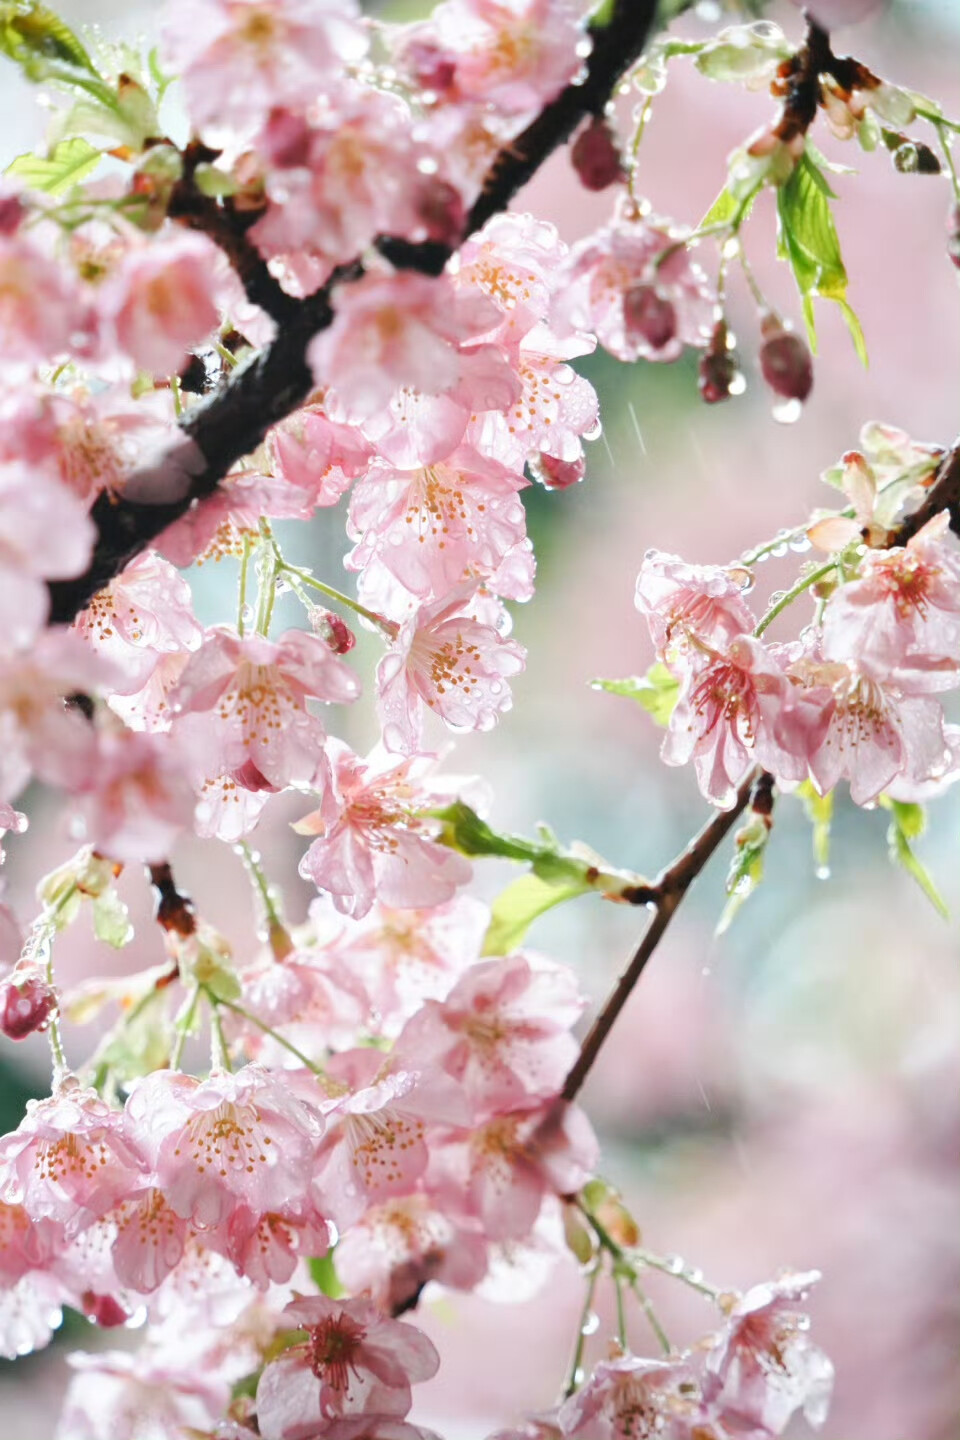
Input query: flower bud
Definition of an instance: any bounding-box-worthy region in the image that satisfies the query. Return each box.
[623,284,677,351]
[0,970,57,1040]
[412,176,465,247]
[759,324,813,402]
[699,320,739,404]
[892,141,940,175]
[533,452,586,490]
[571,117,624,192]
[948,205,960,271]
[309,606,356,654]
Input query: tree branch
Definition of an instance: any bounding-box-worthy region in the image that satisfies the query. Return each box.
[562,769,763,1103]
[886,436,960,546]
[47,0,660,627]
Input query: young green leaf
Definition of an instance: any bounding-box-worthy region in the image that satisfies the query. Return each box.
[5,136,101,194]
[880,797,949,918]
[592,662,680,727]
[775,151,868,366]
[0,2,97,73]
[796,779,833,876]
[716,813,770,935]
[482,872,592,957]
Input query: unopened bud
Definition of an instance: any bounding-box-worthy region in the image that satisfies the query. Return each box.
[948,205,960,271]
[571,117,624,192]
[624,285,677,351]
[82,1292,128,1327]
[532,452,585,490]
[0,190,26,236]
[699,320,739,404]
[759,325,813,402]
[0,971,57,1040]
[309,606,356,654]
[260,108,312,169]
[892,142,940,174]
[412,176,465,247]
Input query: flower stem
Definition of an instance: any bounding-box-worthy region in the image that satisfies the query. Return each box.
[213,994,334,1086]
[614,1269,629,1348]
[753,558,837,637]
[208,1000,233,1073]
[170,984,201,1071]
[564,1257,602,1398]
[237,533,252,637]
[634,1247,725,1303]
[628,1277,672,1355]
[279,563,397,638]
[934,121,960,204]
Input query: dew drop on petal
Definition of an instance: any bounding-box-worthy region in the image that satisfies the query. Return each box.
[772,397,804,425]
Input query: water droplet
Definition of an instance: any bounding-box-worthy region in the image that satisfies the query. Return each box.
[583,418,602,442]
[664,1254,685,1274]
[721,236,740,261]
[573,1366,585,1386]
[581,1311,600,1336]
[772,397,804,425]
[125,1305,148,1330]
[728,372,747,396]
[240,604,255,626]
[575,37,593,57]
[701,966,711,977]
[417,156,438,175]
[816,864,831,880]
[788,533,811,553]
[686,1268,704,1285]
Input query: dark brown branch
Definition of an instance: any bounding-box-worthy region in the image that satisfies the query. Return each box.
[47,0,660,627]
[773,16,831,143]
[562,769,763,1103]
[886,436,960,546]
[148,861,196,938]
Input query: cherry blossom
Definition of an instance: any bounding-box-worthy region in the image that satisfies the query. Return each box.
[335,1191,489,1313]
[635,549,756,658]
[171,626,360,790]
[68,727,196,864]
[162,0,368,136]
[0,232,90,364]
[559,1355,706,1440]
[0,459,95,648]
[294,741,473,919]
[98,233,223,377]
[123,1065,326,1230]
[76,550,201,691]
[255,1294,439,1440]
[377,591,526,753]
[394,953,583,1118]
[703,1272,834,1434]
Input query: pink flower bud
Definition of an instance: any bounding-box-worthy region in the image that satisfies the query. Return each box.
[571,118,624,192]
[699,320,739,404]
[534,453,586,490]
[0,190,26,237]
[309,606,356,654]
[948,205,960,271]
[260,108,313,169]
[412,176,466,247]
[82,1292,129,1328]
[623,285,677,351]
[759,325,813,401]
[0,971,57,1040]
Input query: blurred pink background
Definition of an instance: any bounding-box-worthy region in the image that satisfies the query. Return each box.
[0,1,957,1436]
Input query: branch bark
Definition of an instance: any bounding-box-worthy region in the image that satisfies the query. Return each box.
[47,0,660,627]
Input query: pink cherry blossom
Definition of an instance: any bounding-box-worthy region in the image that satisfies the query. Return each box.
[395,953,583,1119]
[0,459,96,649]
[294,741,473,919]
[635,549,756,658]
[68,727,196,864]
[0,233,90,364]
[559,216,715,363]
[335,1191,488,1312]
[377,591,525,753]
[157,469,314,568]
[268,401,374,509]
[661,636,825,808]
[0,1084,145,1239]
[345,445,529,605]
[787,653,952,807]
[308,270,504,422]
[703,1271,834,1434]
[320,893,488,1037]
[99,233,222,377]
[0,630,111,799]
[312,1048,467,1228]
[559,1355,706,1440]
[225,1201,332,1290]
[821,513,960,691]
[110,1186,192,1294]
[231,943,368,1062]
[256,1294,439,1440]
[424,0,587,115]
[171,626,360,790]
[76,550,201,693]
[56,1345,230,1440]
[467,342,599,483]
[123,1064,325,1230]
[440,1097,598,1241]
[162,0,368,137]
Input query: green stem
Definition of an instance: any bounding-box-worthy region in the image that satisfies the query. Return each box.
[279,564,398,637]
[614,1270,629,1349]
[214,994,333,1085]
[753,558,837,637]
[633,1247,724,1302]
[654,183,759,272]
[208,1000,233,1072]
[737,245,773,315]
[934,121,960,204]
[170,373,183,418]
[564,1257,602,1398]
[738,521,818,567]
[237,533,252,637]
[170,984,201,1071]
[255,529,279,638]
[627,96,653,200]
[629,1277,672,1355]
[915,103,960,135]
[236,841,290,950]
[214,340,240,369]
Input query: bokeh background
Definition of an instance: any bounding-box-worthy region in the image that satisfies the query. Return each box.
[0,1,958,1435]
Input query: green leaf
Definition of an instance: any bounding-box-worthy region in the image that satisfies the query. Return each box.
[698,180,759,231]
[5,136,100,194]
[716,813,770,935]
[428,801,541,864]
[92,887,133,948]
[796,780,833,875]
[482,872,591,957]
[775,151,867,365]
[880,797,949,918]
[592,662,680,727]
[309,1252,344,1298]
[0,2,96,72]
